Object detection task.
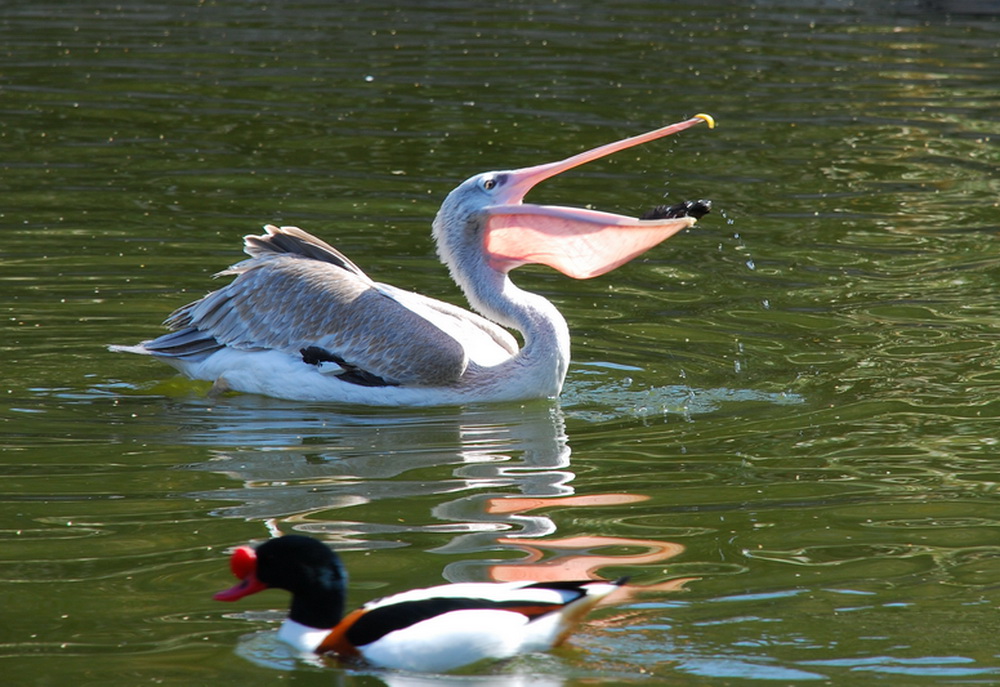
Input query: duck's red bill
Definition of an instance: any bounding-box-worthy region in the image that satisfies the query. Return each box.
[214,545,268,601]
[214,573,268,601]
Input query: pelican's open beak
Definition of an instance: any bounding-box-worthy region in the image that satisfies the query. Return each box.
[485,114,715,279]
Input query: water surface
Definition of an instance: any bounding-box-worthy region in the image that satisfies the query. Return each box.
[2,1,1000,685]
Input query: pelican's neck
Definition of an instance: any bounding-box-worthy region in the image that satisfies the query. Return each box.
[456,258,571,392]
[433,191,571,396]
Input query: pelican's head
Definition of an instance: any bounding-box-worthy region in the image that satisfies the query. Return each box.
[433,114,716,283]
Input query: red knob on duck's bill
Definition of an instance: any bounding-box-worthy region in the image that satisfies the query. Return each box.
[214,535,628,672]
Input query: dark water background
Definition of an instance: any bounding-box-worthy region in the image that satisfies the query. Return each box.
[3,1,999,684]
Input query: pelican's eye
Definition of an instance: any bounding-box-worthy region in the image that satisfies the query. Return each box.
[481,176,497,191]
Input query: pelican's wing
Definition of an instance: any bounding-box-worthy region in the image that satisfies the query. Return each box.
[142,225,508,387]
[378,284,519,363]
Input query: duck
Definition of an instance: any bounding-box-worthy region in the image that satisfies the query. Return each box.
[112,114,715,405]
[214,534,627,672]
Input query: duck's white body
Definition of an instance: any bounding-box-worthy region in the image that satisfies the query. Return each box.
[279,580,622,672]
[114,116,714,405]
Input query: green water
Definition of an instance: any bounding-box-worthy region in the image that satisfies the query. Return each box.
[3,1,1000,685]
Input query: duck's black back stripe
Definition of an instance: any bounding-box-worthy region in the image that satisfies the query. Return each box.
[523,580,589,592]
[346,593,582,647]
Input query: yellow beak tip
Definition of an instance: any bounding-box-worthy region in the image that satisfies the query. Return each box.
[694,113,716,129]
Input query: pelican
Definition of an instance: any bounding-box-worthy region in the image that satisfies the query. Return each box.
[111,114,715,405]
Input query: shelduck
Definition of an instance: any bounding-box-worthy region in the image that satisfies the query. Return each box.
[214,535,627,672]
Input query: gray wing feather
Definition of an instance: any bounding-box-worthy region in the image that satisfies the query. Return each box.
[155,226,473,386]
[242,224,367,276]
[382,286,519,357]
